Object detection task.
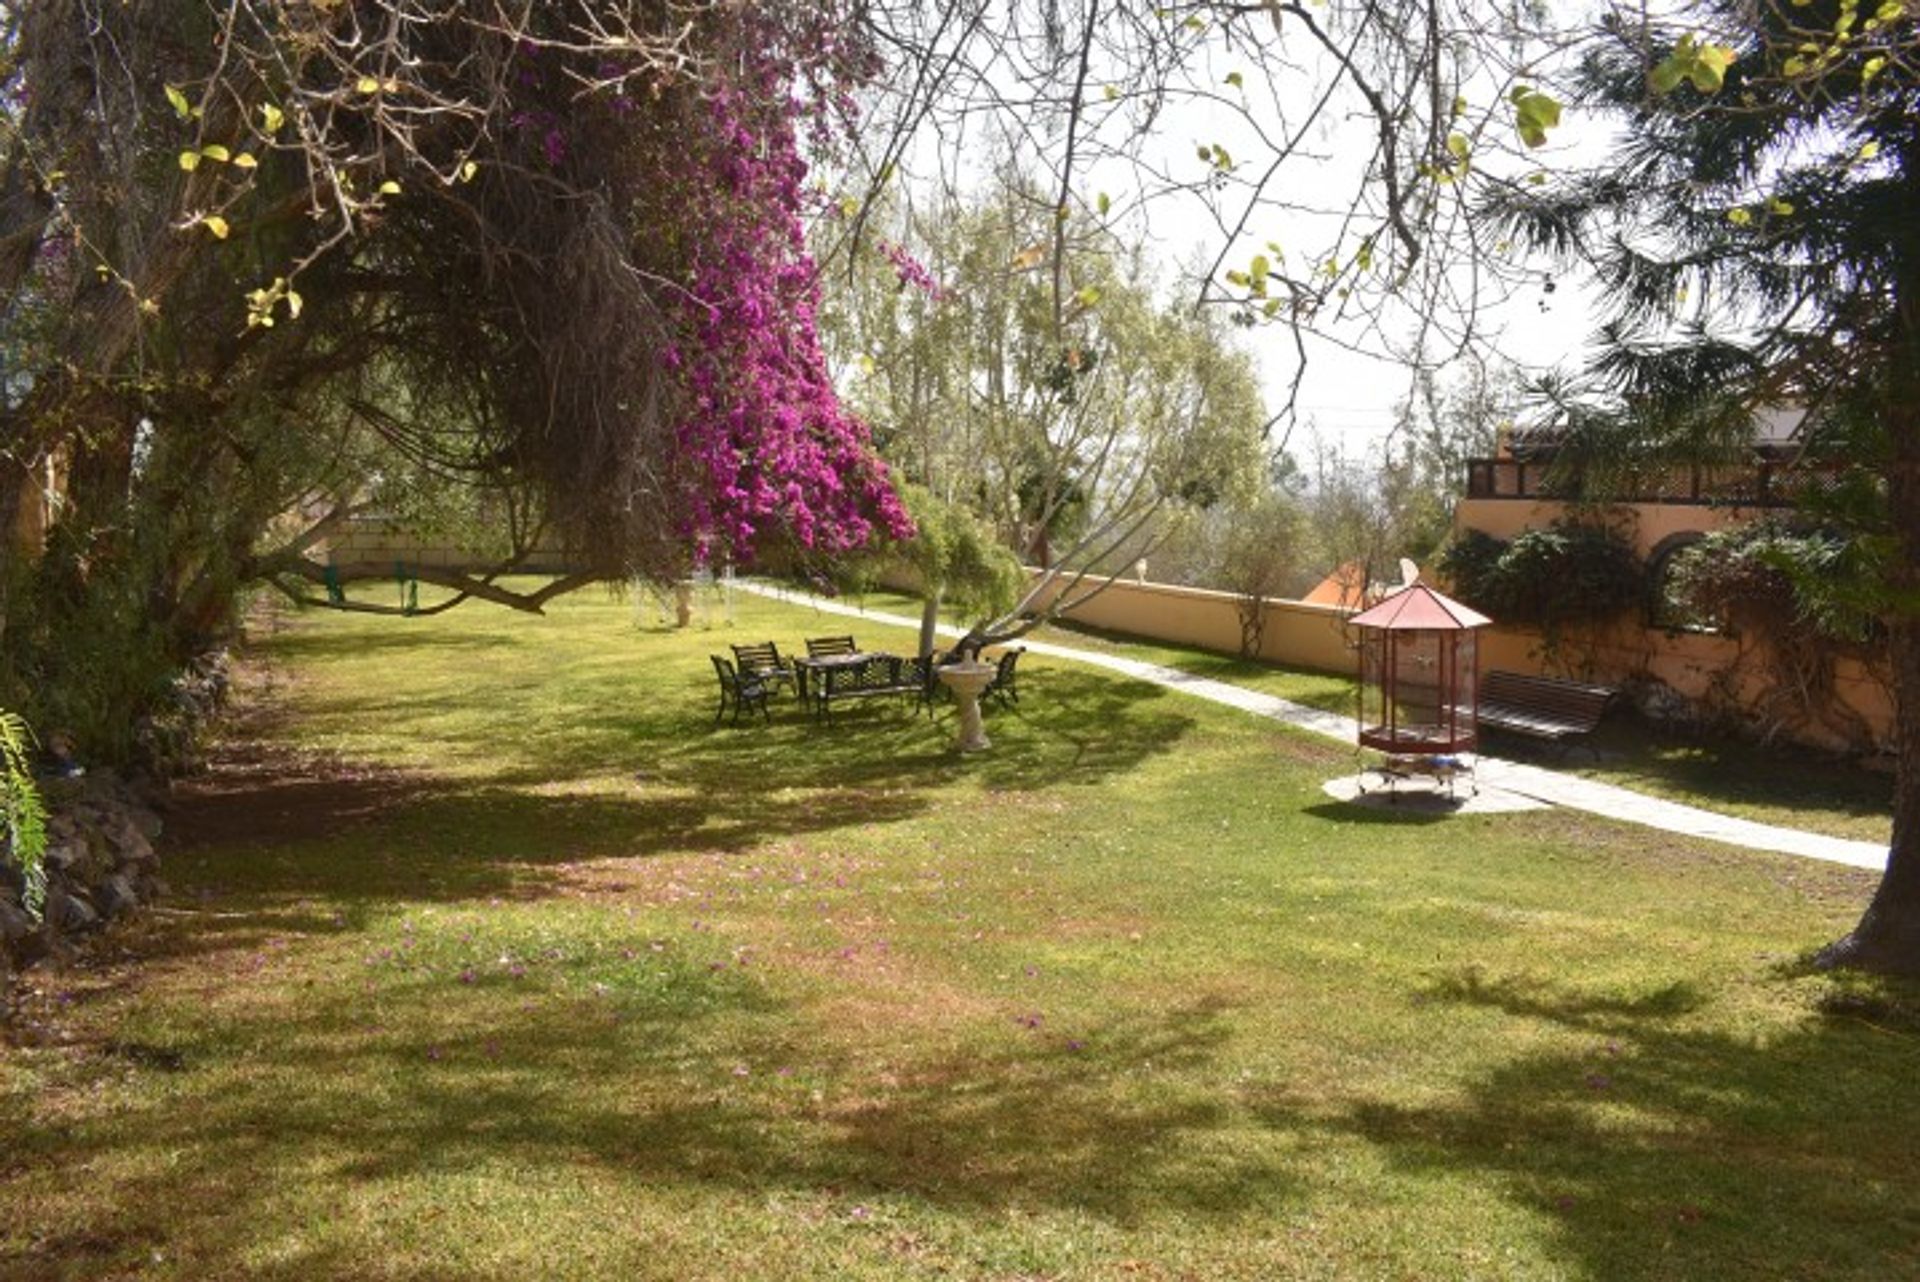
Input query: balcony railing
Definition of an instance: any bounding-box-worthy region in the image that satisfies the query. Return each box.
[1463,457,1850,508]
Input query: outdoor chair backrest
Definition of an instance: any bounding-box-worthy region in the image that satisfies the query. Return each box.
[806,635,858,658]
[732,641,788,677]
[711,654,749,693]
[987,647,1023,700]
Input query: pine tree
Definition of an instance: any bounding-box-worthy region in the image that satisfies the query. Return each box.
[1493,1,1920,972]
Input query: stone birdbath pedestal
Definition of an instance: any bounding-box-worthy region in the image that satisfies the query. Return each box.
[937,660,997,752]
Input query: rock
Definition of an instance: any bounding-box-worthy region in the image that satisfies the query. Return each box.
[108,817,155,866]
[42,839,81,876]
[0,860,23,901]
[96,875,139,920]
[0,899,35,950]
[46,887,99,934]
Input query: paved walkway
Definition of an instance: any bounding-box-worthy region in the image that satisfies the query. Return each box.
[742,583,1889,872]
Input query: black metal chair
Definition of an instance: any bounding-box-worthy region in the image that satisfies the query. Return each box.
[895,654,939,717]
[805,635,858,658]
[711,655,770,725]
[730,641,794,693]
[984,647,1024,708]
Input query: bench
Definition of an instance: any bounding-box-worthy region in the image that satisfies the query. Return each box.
[812,655,931,718]
[1478,671,1616,755]
[805,635,858,658]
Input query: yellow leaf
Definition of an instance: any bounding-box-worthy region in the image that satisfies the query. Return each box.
[178,151,201,172]
[232,153,258,170]
[165,85,192,119]
[1009,243,1047,272]
[203,216,230,239]
[200,144,230,163]
[285,290,303,319]
[378,180,401,195]
[261,103,285,133]
[356,76,381,95]
[459,160,479,183]
[1726,207,1752,226]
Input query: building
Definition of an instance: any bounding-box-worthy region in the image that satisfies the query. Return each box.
[1452,410,1891,752]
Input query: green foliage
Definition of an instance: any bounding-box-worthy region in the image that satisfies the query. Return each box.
[0,709,48,921]
[1670,523,1887,649]
[890,484,1027,619]
[1648,34,1737,95]
[824,171,1267,576]
[1508,84,1564,147]
[1441,522,1644,643]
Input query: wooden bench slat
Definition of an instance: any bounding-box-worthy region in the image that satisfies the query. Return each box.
[1476,671,1617,749]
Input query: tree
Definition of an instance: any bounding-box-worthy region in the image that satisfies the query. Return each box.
[1218,490,1307,657]
[1490,1,1920,972]
[878,485,1027,660]
[0,1,909,760]
[840,3,1570,431]
[826,175,1270,654]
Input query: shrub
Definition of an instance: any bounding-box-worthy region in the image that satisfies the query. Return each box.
[1439,522,1644,656]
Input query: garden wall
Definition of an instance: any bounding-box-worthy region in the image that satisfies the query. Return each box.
[1021,573,1357,674]
[320,517,575,573]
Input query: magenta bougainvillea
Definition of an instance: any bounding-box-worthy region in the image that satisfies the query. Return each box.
[655,13,912,565]
[877,238,947,300]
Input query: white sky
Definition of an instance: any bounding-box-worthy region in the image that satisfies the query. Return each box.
[863,6,1616,464]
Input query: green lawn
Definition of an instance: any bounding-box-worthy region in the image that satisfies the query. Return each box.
[840,588,1892,844]
[3,584,1915,1280]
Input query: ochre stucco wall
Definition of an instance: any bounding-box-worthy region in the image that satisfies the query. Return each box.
[1024,574,1356,675]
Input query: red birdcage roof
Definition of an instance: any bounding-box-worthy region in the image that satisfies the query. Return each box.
[1349,582,1491,632]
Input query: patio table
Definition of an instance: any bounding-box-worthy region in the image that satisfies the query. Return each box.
[793,652,881,714]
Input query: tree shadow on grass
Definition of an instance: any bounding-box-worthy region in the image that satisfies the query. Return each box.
[260,634,1197,799]
[1,975,1296,1277]
[329,663,1202,798]
[1290,965,1920,1281]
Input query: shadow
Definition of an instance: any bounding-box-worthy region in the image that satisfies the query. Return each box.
[267,628,513,659]
[260,626,1196,799]
[1,973,1294,1276]
[1293,965,1920,1280]
[1300,802,1453,827]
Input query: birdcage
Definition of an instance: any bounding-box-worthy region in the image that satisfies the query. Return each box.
[1351,583,1490,756]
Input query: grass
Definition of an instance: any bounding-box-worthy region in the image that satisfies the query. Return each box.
[2,581,1916,1280]
[838,587,1892,844]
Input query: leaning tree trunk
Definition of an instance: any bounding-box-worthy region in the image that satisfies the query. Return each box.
[918,589,942,660]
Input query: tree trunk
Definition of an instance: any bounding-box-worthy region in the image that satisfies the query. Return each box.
[1820,264,1920,974]
[918,589,942,660]
[1818,508,1920,975]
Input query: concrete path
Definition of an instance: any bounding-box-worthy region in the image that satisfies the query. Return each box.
[742,582,1889,872]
